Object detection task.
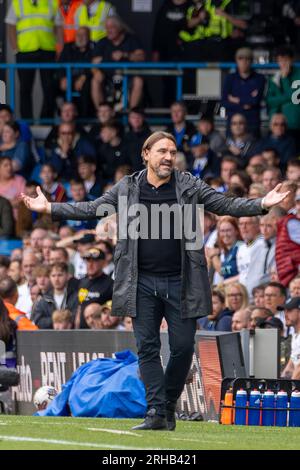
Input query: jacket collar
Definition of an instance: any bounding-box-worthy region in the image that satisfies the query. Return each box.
[129,169,198,198]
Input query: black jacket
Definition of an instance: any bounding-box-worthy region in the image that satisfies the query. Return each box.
[31,286,78,329]
[52,169,266,319]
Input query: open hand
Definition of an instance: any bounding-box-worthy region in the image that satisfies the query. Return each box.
[263,184,290,209]
[21,186,51,214]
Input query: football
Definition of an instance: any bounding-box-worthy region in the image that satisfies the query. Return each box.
[33,386,58,411]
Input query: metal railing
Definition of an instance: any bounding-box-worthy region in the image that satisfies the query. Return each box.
[0,61,298,122]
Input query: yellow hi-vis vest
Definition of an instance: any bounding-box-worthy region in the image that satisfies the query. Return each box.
[77,1,112,42]
[13,0,58,53]
[180,0,232,43]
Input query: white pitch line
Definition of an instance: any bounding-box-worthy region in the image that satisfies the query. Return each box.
[86,428,142,437]
[0,435,164,450]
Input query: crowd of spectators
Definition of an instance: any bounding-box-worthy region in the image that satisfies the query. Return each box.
[0,1,299,379]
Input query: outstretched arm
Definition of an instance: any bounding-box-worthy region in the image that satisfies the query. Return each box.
[197,182,290,217]
[21,183,120,221]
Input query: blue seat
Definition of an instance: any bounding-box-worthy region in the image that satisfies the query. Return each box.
[0,239,23,256]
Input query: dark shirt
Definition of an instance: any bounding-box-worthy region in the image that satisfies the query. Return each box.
[138,172,181,276]
[93,33,143,64]
[49,136,96,180]
[222,71,266,130]
[166,121,196,153]
[78,273,114,328]
[59,41,95,80]
[97,141,130,181]
[78,273,113,307]
[124,124,151,171]
[255,133,297,168]
[152,0,191,60]
[45,124,88,151]
[198,308,233,332]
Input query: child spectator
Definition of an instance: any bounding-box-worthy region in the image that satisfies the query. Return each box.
[187,134,219,179]
[40,164,67,203]
[66,179,97,231]
[52,309,73,330]
[77,155,102,199]
[166,101,196,153]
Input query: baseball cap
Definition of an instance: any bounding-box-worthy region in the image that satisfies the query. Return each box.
[190,133,209,148]
[278,297,300,311]
[82,248,106,260]
[75,234,95,245]
[257,317,284,331]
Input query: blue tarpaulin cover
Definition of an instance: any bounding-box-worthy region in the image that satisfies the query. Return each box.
[36,350,147,418]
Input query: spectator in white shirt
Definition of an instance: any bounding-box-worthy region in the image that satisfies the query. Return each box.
[248,214,277,290]
[237,216,264,296]
[16,250,39,316]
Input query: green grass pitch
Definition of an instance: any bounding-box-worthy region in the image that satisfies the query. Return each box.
[0,416,300,450]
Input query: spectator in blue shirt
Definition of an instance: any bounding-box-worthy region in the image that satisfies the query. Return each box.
[0,121,32,178]
[66,179,97,231]
[166,101,196,153]
[0,104,32,144]
[77,155,102,200]
[187,133,219,178]
[198,289,232,332]
[222,47,266,136]
[49,122,96,180]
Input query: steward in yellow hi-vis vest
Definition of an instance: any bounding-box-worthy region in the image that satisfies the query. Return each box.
[179,0,233,43]
[5,0,64,119]
[178,0,247,62]
[75,0,115,42]
[12,0,60,52]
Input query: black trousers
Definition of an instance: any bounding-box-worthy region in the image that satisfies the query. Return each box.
[16,50,56,119]
[132,273,197,416]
